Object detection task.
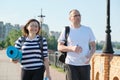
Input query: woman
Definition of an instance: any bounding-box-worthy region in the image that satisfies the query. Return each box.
[11,19,51,80]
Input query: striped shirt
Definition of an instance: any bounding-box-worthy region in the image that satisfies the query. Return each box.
[15,35,48,70]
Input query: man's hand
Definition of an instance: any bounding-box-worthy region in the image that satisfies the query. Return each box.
[72,45,82,53]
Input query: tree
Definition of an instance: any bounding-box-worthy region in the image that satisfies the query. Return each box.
[116,44,120,49]
[0,40,5,49]
[48,36,57,51]
[4,36,11,48]
[4,29,22,47]
[40,30,48,39]
[3,29,58,51]
[40,30,57,51]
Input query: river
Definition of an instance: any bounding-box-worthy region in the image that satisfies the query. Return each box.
[96,49,120,54]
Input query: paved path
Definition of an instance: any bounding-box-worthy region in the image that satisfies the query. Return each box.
[0,50,66,80]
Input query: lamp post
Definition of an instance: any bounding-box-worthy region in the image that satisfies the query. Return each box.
[102,0,114,54]
[38,8,45,35]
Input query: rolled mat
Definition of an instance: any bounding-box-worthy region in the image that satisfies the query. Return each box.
[6,46,22,60]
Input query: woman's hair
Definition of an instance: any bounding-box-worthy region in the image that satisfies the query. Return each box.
[22,19,41,37]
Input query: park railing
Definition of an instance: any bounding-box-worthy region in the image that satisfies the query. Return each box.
[49,51,66,71]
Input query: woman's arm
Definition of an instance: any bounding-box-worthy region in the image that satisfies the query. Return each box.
[44,58,51,80]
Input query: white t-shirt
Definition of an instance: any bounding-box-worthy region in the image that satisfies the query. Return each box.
[58,25,95,66]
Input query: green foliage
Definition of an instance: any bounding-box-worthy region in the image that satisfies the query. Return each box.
[4,29,22,47]
[50,65,65,73]
[1,28,120,51]
[40,30,57,51]
[2,29,57,51]
[48,36,57,51]
[0,40,5,48]
[116,44,120,49]
[4,36,11,48]
[40,30,48,38]
[96,41,103,50]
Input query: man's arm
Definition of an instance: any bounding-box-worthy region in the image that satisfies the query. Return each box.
[57,42,82,53]
[85,41,96,64]
[89,41,96,59]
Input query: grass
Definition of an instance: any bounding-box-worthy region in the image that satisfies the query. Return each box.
[50,64,66,73]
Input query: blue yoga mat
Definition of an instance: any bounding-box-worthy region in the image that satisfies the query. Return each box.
[6,46,22,60]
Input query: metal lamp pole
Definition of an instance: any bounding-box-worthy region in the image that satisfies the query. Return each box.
[102,0,114,54]
[38,8,45,35]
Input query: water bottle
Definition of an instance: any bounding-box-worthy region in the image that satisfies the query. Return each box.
[44,77,49,80]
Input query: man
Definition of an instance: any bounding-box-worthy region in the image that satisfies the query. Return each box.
[57,9,96,80]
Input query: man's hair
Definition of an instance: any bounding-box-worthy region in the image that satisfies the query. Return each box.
[69,9,81,16]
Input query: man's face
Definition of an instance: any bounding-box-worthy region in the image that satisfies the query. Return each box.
[69,11,81,24]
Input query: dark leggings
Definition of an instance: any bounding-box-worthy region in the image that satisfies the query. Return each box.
[21,66,45,80]
[66,64,90,80]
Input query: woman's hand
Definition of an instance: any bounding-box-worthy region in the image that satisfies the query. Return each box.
[45,75,52,80]
[10,59,19,63]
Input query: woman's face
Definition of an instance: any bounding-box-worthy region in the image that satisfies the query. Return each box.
[27,21,39,35]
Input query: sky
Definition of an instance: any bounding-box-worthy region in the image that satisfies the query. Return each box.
[0,0,120,42]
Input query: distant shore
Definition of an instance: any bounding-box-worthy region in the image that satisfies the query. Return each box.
[96,49,120,54]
